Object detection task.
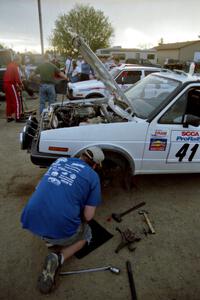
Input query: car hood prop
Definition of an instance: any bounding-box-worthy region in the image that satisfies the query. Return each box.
[72,35,134,120]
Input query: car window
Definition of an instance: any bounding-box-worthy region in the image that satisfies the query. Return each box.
[159,87,200,124]
[186,88,200,118]
[159,94,187,124]
[116,71,142,84]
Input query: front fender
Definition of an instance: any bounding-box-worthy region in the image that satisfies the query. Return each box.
[74,143,135,175]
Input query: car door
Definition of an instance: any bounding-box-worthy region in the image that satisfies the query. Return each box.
[141,84,200,174]
[115,70,142,91]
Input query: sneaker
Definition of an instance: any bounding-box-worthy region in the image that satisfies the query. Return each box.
[15,118,27,123]
[37,253,61,294]
[7,117,14,122]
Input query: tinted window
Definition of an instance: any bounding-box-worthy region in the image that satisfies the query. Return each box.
[116,71,142,84]
[147,54,155,60]
[159,87,200,124]
[159,94,187,124]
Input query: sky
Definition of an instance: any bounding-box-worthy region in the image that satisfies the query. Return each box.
[0,0,200,53]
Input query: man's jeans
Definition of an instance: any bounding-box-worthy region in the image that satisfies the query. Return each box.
[39,83,56,114]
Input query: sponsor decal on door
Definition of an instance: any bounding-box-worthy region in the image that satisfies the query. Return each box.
[149,138,167,151]
[167,131,200,163]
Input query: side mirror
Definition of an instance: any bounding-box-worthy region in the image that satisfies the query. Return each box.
[184,114,200,127]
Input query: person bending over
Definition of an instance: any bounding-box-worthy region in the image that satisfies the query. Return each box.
[21,146,105,294]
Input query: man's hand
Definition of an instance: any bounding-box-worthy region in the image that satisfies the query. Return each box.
[58,71,68,81]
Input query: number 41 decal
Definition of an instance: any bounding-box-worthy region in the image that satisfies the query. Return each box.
[175,143,199,162]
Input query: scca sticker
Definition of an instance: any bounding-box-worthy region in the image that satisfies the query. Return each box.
[176,131,200,142]
[149,138,167,151]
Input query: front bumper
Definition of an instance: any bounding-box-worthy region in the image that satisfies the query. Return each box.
[30,137,70,167]
[20,116,38,150]
[20,115,71,167]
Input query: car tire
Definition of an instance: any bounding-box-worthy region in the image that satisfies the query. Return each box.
[102,151,134,190]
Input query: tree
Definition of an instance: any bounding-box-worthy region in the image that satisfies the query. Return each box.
[0,43,6,49]
[50,4,114,55]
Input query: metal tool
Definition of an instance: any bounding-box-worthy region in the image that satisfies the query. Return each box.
[115,227,141,253]
[112,201,146,223]
[60,265,120,276]
[138,210,155,234]
[126,260,137,300]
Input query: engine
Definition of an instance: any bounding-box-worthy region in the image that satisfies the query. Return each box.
[41,103,108,130]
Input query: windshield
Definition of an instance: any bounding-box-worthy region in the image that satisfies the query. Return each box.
[109,67,121,79]
[125,74,181,119]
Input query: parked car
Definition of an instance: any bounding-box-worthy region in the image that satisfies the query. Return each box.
[20,36,200,178]
[67,64,161,99]
[126,58,161,68]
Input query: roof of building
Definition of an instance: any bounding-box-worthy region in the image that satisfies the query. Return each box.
[156,40,200,50]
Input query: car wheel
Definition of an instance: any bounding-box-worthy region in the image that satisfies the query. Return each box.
[101,151,134,190]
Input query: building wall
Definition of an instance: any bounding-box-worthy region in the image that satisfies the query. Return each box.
[179,42,200,62]
[157,49,179,65]
[123,52,138,59]
[96,48,157,64]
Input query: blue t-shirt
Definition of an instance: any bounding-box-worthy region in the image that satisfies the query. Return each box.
[81,62,91,75]
[21,158,101,239]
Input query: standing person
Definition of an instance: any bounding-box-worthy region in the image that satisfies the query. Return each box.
[64,56,73,77]
[21,146,105,294]
[98,55,110,70]
[51,56,61,69]
[34,53,68,114]
[20,64,36,99]
[79,59,91,81]
[76,55,83,69]
[3,55,24,122]
[70,60,81,82]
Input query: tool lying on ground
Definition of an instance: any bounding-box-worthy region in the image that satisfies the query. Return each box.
[60,265,120,276]
[115,227,141,253]
[112,201,146,223]
[138,210,156,234]
[126,260,137,300]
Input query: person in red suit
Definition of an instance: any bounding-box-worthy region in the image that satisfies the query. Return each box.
[3,55,24,122]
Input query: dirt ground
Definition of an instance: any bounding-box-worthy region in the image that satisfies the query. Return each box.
[0,97,200,300]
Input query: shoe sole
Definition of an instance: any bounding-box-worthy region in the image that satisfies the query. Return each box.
[37,253,60,294]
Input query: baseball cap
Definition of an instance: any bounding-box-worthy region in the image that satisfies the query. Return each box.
[84,146,105,166]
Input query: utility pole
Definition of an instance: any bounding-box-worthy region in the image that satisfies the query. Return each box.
[37,0,44,55]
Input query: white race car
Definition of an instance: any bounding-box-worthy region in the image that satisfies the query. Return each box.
[20,36,200,177]
[67,64,160,99]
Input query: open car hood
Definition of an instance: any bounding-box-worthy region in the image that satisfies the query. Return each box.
[73,36,134,120]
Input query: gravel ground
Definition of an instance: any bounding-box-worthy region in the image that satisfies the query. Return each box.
[0,97,200,300]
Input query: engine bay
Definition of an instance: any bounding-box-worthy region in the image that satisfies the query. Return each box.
[41,100,126,130]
